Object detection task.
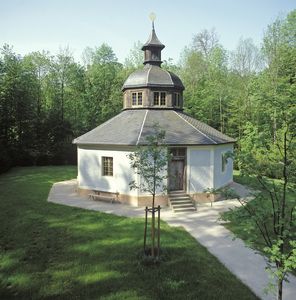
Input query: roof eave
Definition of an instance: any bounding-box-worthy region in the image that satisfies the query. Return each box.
[73,140,235,146]
[122,83,185,91]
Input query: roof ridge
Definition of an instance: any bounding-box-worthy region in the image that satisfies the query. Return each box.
[174,111,218,144]
[181,111,236,142]
[146,65,152,85]
[136,110,148,145]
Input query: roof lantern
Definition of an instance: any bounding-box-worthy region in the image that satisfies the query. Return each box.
[141,13,165,66]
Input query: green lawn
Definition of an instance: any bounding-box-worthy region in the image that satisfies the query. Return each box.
[0,166,258,300]
[222,171,296,252]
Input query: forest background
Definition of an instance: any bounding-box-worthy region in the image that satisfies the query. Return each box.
[0,10,295,179]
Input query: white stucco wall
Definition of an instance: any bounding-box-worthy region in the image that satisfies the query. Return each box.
[213,144,233,189]
[77,146,138,196]
[187,144,234,193]
[138,150,168,196]
[187,146,214,193]
[78,143,234,197]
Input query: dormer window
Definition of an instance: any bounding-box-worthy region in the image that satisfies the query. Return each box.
[132,92,143,106]
[154,92,166,106]
[173,93,181,107]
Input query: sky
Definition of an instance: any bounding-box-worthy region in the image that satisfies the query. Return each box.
[0,0,295,64]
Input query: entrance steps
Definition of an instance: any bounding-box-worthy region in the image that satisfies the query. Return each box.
[168,191,196,213]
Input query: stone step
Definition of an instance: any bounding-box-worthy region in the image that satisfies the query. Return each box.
[171,203,195,208]
[173,207,197,213]
[168,193,188,196]
[168,193,196,213]
[169,194,190,198]
[170,199,192,204]
[169,196,190,201]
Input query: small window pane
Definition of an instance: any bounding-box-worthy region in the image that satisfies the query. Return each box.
[170,148,186,158]
[222,154,227,172]
[173,93,181,107]
[102,157,113,176]
[173,93,176,106]
[154,92,159,105]
[132,93,137,106]
[138,92,142,105]
[160,92,166,105]
[178,148,186,156]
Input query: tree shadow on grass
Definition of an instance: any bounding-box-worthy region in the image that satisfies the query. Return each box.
[0,167,259,300]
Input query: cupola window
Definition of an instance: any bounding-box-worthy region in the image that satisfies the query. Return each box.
[173,93,181,107]
[132,92,143,106]
[153,92,166,106]
[132,93,137,105]
[153,92,159,105]
[160,92,166,105]
[138,92,143,105]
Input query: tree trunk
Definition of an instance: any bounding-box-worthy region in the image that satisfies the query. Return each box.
[157,205,160,257]
[273,108,277,143]
[151,194,155,258]
[144,207,148,253]
[277,131,287,300]
[219,96,223,133]
[277,278,283,300]
[61,80,64,121]
[151,157,156,258]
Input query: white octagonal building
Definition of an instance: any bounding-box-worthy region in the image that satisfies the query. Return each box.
[73,23,235,209]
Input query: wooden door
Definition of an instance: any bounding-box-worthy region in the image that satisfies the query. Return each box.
[168,159,185,191]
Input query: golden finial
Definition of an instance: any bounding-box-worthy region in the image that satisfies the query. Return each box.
[149,12,156,29]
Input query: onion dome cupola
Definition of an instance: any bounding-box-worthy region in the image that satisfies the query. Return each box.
[122,17,184,110]
[142,21,165,66]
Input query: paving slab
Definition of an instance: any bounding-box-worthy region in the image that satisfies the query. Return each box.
[48,179,296,300]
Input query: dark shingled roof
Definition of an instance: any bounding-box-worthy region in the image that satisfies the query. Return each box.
[73,109,235,146]
[142,28,165,50]
[122,65,184,91]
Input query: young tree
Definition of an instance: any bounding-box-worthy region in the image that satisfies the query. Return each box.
[227,12,296,299]
[128,124,169,259]
[236,122,296,300]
